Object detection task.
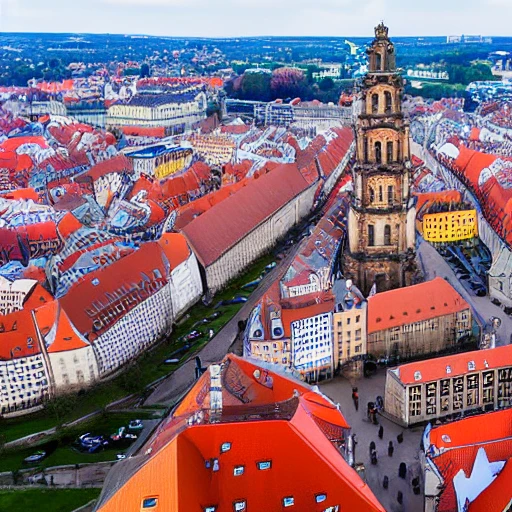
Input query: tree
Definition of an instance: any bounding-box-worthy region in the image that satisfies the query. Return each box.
[270,67,307,100]
[239,71,272,101]
[319,77,335,91]
[140,63,151,78]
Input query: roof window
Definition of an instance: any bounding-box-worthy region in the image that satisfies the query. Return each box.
[441,434,451,443]
[142,497,158,509]
[446,365,452,374]
[221,442,231,453]
[257,460,272,471]
[233,465,244,476]
[92,278,100,286]
[283,497,294,507]
[233,500,246,511]
[414,371,422,381]
[376,317,382,323]
[315,494,327,503]
[468,361,475,371]
[204,507,217,512]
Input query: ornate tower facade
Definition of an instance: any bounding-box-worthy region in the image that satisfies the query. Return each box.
[345,22,416,295]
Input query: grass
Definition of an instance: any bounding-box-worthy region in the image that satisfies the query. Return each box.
[0,253,276,446]
[0,488,100,512]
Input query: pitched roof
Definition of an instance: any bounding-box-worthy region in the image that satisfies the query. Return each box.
[83,155,133,181]
[281,297,334,337]
[393,344,512,385]
[469,459,512,512]
[158,233,192,269]
[95,354,383,512]
[0,308,42,360]
[368,277,469,334]
[182,163,309,267]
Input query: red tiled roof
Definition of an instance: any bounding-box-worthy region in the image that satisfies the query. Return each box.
[368,277,469,335]
[182,164,309,267]
[57,212,83,239]
[281,297,334,338]
[158,233,191,269]
[83,155,133,181]
[1,188,39,202]
[395,344,512,385]
[46,305,89,353]
[220,124,250,134]
[469,458,512,512]
[0,309,42,360]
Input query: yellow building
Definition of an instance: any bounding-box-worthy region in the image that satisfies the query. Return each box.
[420,209,478,243]
[333,302,367,368]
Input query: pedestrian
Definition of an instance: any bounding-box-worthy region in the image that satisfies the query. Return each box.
[397,491,403,505]
[388,441,394,457]
[369,441,376,453]
[397,432,404,444]
[378,425,383,439]
[383,475,389,489]
[370,449,378,465]
[399,462,407,479]
[371,407,378,425]
[351,387,359,411]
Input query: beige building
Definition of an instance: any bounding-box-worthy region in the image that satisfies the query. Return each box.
[384,344,512,426]
[367,278,472,360]
[333,302,367,367]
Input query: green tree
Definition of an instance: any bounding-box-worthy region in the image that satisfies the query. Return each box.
[140,63,151,78]
[319,77,335,91]
[240,72,272,101]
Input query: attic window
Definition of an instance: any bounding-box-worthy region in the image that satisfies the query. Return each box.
[446,365,452,374]
[468,361,475,371]
[376,317,382,323]
[142,497,158,509]
[257,460,272,471]
[92,278,100,286]
[204,507,217,512]
[390,315,395,320]
[233,465,244,476]
[441,434,452,443]
[221,442,231,453]
[414,371,422,381]
[233,501,246,511]
[444,302,448,307]
[431,306,436,310]
[403,311,408,316]
[315,494,327,503]
[416,309,421,314]
[283,497,294,507]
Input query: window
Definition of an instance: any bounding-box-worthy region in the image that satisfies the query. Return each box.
[376,53,382,71]
[385,91,392,113]
[205,507,217,512]
[257,460,272,470]
[221,442,231,453]
[375,142,382,164]
[315,494,327,503]
[233,501,246,511]
[142,497,158,509]
[364,137,369,162]
[283,497,294,507]
[384,225,391,246]
[233,465,245,476]
[378,185,383,202]
[369,187,375,203]
[371,93,379,114]
[388,185,394,205]
[368,225,375,247]
[387,141,393,163]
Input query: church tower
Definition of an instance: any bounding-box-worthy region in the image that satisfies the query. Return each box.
[345,22,416,295]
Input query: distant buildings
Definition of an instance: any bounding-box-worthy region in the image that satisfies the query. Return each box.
[94,354,385,512]
[384,343,512,426]
[126,144,193,180]
[424,408,512,512]
[367,277,472,361]
[106,91,207,136]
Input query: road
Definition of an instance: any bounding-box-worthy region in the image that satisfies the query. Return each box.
[417,239,512,346]
[144,242,303,406]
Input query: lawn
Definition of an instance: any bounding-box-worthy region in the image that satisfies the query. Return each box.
[0,412,155,473]
[0,488,100,512]
[0,253,275,445]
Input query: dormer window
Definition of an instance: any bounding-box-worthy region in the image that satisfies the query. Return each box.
[233,501,246,511]
[315,494,327,503]
[446,365,452,374]
[283,497,294,507]
[233,465,244,476]
[468,361,475,371]
[257,460,272,471]
[142,497,158,509]
[205,507,217,512]
[221,442,231,453]
[414,371,422,381]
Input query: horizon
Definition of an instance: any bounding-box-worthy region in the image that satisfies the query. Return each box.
[0,0,510,39]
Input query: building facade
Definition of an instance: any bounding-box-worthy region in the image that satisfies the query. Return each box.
[384,344,512,426]
[488,245,512,308]
[367,278,472,360]
[126,144,193,180]
[333,301,367,366]
[346,23,416,294]
[418,209,478,243]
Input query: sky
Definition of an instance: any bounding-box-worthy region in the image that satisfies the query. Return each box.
[0,0,510,38]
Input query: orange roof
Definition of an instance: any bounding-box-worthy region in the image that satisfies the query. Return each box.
[0,309,42,360]
[96,354,383,512]
[158,233,191,269]
[57,212,83,239]
[395,344,512,385]
[281,298,334,338]
[47,306,89,353]
[415,190,462,213]
[368,277,469,334]
[469,459,512,512]
[1,188,39,202]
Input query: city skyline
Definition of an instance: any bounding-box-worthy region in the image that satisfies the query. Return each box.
[0,0,510,38]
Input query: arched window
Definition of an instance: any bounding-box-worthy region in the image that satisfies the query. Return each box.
[384,91,392,114]
[384,225,391,245]
[369,187,375,203]
[379,185,383,202]
[368,225,375,247]
[376,53,382,71]
[364,137,369,162]
[372,94,379,114]
[375,141,382,164]
[388,185,394,205]
[387,141,394,163]
[397,139,401,161]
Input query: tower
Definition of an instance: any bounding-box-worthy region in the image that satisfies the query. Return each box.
[345,22,416,295]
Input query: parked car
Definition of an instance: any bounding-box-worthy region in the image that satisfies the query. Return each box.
[24,451,46,464]
[184,330,202,342]
[78,433,109,452]
[116,453,127,461]
[128,419,144,432]
[207,311,222,321]
[164,358,180,365]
